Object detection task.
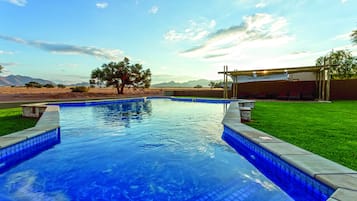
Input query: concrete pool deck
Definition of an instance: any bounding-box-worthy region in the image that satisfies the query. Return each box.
[0,105,59,149]
[1,97,356,200]
[223,101,357,201]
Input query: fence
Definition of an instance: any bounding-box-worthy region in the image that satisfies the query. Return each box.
[164,79,357,100]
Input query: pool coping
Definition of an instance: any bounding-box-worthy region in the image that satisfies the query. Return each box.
[0,105,60,149]
[222,101,357,201]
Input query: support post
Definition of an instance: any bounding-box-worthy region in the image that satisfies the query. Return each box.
[315,71,319,100]
[235,82,238,99]
[326,59,331,101]
[321,59,326,101]
[235,74,239,99]
[224,65,228,99]
[231,82,235,99]
[231,75,238,99]
[318,70,322,100]
[222,66,224,99]
[223,66,227,99]
[326,69,330,101]
[322,68,326,101]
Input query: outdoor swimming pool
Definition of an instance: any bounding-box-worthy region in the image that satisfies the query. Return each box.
[0,99,331,200]
[0,99,294,200]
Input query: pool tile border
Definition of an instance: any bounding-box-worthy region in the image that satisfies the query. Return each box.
[0,105,61,173]
[222,101,357,201]
[0,105,60,148]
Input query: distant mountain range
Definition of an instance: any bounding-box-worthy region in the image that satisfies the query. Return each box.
[151,79,215,88]
[70,82,90,86]
[0,75,219,88]
[0,75,55,86]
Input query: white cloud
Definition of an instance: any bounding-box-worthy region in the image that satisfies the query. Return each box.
[209,20,216,28]
[331,32,351,41]
[0,50,14,55]
[171,13,309,70]
[148,6,159,14]
[341,0,348,4]
[164,19,216,41]
[233,0,277,9]
[204,44,357,72]
[57,63,80,68]
[6,0,27,6]
[96,2,108,9]
[0,62,18,67]
[180,13,293,59]
[151,74,200,84]
[255,1,267,8]
[51,74,91,85]
[248,44,357,70]
[164,30,209,41]
[0,35,124,60]
[331,44,357,55]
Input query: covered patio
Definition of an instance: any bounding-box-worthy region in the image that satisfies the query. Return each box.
[219,65,333,101]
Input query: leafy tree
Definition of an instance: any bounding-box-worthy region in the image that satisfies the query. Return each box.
[208,81,232,88]
[43,83,55,88]
[71,86,89,93]
[0,64,3,73]
[91,57,151,94]
[89,79,97,88]
[57,84,66,88]
[316,50,357,79]
[194,84,202,88]
[214,81,224,88]
[90,68,105,87]
[25,81,42,88]
[351,29,357,45]
[208,81,216,89]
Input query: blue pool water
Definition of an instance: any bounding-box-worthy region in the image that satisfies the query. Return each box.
[0,99,295,200]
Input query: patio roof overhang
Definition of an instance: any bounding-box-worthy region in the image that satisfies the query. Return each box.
[218,65,332,76]
[219,64,337,101]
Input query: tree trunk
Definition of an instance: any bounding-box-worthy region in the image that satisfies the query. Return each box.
[120,83,125,94]
[115,82,121,94]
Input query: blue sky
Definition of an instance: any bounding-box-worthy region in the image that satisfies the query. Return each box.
[0,0,356,84]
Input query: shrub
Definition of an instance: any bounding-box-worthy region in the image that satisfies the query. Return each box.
[57,84,66,88]
[43,83,55,88]
[25,81,42,88]
[71,86,89,93]
[194,85,203,88]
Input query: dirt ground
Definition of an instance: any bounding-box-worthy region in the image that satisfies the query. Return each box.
[0,86,164,103]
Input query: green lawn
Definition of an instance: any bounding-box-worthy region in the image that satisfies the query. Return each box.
[0,108,37,136]
[247,101,357,170]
